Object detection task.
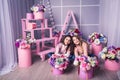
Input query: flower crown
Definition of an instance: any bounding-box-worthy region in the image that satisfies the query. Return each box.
[66,28,82,36]
[88,32,107,45]
[99,46,120,62]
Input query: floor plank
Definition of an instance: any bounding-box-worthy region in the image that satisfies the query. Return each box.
[0,56,119,80]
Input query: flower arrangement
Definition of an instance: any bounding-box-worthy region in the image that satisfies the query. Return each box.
[73,56,98,71]
[99,46,120,62]
[52,29,60,37]
[66,28,82,36]
[31,4,46,12]
[15,38,36,49]
[49,54,69,71]
[88,32,107,45]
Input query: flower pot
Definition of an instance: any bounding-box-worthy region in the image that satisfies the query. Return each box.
[26,13,34,19]
[104,59,120,71]
[33,11,44,19]
[18,48,32,68]
[52,68,63,75]
[78,68,93,79]
[91,43,102,57]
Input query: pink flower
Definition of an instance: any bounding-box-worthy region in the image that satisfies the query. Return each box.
[79,56,86,62]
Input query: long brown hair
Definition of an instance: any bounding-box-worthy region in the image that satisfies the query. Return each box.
[60,35,73,53]
[72,35,82,46]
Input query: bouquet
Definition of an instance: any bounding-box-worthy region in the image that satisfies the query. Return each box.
[31,4,46,12]
[66,28,82,36]
[88,32,107,45]
[99,46,120,62]
[15,38,36,49]
[73,56,98,71]
[49,54,69,71]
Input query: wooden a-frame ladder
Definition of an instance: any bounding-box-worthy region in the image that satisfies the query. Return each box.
[59,10,79,41]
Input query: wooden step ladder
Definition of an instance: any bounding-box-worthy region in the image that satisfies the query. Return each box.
[59,10,79,41]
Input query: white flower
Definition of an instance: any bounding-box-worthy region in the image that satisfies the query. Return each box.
[64,53,69,57]
[55,65,59,68]
[100,33,104,37]
[33,6,39,12]
[102,47,108,53]
[103,38,107,43]
[73,60,79,66]
[94,39,100,45]
[117,50,120,59]
[28,38,36,43]
[101,53,106,60]
[88,35,92,38]
[16,39,21,42]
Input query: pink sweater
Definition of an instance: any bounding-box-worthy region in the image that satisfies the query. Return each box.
[55,43,70,55]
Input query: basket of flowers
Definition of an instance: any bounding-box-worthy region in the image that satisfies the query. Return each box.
[31,4,46,19]
[49,54,69,75]
[88,32,107,56]
[15,38,36,68]
[73,56,98,79]
[99,46,120,71]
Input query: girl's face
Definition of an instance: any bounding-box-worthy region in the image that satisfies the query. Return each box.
[72,37,80,45]
[64,36,71,45]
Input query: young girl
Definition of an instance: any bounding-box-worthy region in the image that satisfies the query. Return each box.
[72,35,89,57]
[55,35,73,57]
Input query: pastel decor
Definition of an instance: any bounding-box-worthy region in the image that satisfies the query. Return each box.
[27,23,37,29]
[18,48,32,68]
[91,43,102,56]
[79,68,93,79]
[33,11,44,19]
[52,68,63,75]
[26,13,33,19]
[104,59,120,71]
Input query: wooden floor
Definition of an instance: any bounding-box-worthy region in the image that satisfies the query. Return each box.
[0,56,119,80]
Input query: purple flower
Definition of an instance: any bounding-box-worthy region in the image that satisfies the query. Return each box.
[15,42,20,48]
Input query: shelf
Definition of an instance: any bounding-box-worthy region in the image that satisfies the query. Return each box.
[38,47,55,55]
[21,18,47,21]
[24,28,52,31]
[36,37,56,42]
[21,17,57,61]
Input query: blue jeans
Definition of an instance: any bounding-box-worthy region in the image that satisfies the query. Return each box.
[68,54,75,62]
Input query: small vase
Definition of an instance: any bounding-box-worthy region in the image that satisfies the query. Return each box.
[33,11,44,19]
[18,47,32,68]
[91,43,102,57]
[104,59,120,71]
[26,13,33,19]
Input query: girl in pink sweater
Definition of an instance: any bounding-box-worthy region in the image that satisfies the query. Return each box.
[55,35,73,57]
